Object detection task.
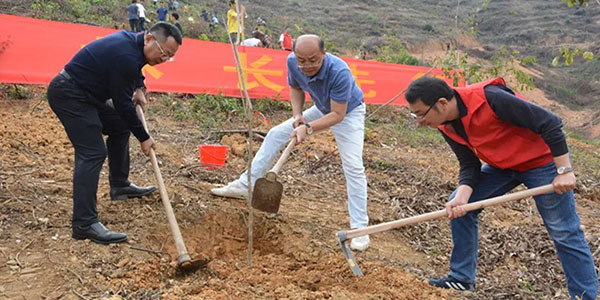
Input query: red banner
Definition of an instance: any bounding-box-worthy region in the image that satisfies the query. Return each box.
[0,14,455,105]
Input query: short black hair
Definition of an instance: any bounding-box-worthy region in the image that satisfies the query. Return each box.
[292,35,324,52]
[229,0,236,5]
[149,21,183,45]
[171,12,179,20]
[405,76,454,106]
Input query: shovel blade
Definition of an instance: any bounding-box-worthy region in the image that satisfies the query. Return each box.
[252,176,283,213]
[178,257,210,273]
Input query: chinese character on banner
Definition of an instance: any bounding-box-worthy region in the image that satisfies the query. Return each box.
[224,53,284,92]
[142,65,164,80]
[349,65,376,98]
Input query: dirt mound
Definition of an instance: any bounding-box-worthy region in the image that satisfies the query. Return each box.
[123,211,453,299]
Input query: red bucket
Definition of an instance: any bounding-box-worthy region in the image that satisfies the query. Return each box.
[198,144,229,170]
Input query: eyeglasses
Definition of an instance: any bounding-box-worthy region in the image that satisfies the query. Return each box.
[410,98,439,119]
[151,34,174,62]
[155,40,175,62]
[297,57,322,68]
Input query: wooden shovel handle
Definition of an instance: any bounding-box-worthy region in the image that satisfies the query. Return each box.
[135,105,191,263]
[269,139,295,174]
[343,184,555,239]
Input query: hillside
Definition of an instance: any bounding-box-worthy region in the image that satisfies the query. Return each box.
[474,0,600,109]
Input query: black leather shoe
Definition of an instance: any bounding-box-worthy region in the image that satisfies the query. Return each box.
[72,222,128,244]
[110,183,157,201]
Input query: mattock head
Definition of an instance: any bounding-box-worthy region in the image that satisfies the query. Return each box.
[336,231,364,276]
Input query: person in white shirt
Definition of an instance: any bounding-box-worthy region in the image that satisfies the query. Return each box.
[242,31,264,47]
[136,2,147,31]
[242,37,262,47]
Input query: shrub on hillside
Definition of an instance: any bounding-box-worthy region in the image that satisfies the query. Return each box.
[373,33,420,66]
[181,20,210,40]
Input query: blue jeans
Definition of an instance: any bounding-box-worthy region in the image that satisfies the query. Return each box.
[448,163,598,300]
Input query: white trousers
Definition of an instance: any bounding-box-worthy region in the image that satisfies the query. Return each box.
[238,104,369,228]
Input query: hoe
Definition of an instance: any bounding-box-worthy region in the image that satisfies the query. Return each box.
[337,184,555,276]
[136,105,209,272]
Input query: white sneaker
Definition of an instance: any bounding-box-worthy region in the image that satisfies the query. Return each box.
[210,180,248,199]
[350,235,370,251]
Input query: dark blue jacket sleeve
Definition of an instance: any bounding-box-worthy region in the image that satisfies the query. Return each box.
[137,72,146,90]
[108,55,150,142]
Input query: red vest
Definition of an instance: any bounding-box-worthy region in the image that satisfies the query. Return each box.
[439,77,554,172]
[282,32,293,50]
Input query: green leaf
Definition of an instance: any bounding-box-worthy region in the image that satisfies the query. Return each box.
[552,56,560,67]
[565,56,574,66]
[582,51,594,60]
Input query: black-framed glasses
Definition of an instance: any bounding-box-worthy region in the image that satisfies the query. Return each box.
[410,98,439,119]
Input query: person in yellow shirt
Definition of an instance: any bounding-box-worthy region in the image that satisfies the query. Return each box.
[227,0,245,44]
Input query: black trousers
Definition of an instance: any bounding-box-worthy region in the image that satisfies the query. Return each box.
[138,18,145,32]
[129,19,138,32]
[47,72,131,227]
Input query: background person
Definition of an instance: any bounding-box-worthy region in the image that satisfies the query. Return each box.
[170,12,183,35]
[156,2,168,22]
[279,28,293,51]
[242,31,264,47]
[212,11,220,28]
[127,0,139,32]
[227,0,244,44]
[136,0,147,32]
[202,9,209,23]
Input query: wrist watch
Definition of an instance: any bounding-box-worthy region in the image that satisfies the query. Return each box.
[304,123,313,135]
[556,166,574,175]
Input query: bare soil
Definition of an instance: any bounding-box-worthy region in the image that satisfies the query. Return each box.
[0,89,599,299]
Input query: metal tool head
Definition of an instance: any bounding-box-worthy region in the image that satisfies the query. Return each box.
[336,231,363,276]
[251,171,283,213]
[177,254,210,273]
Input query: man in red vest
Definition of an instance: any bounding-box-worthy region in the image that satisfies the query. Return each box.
[279,28,293,51]
[405,76,597,300]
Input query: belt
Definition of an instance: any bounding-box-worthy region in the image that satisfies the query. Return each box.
[59,69,72,80]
